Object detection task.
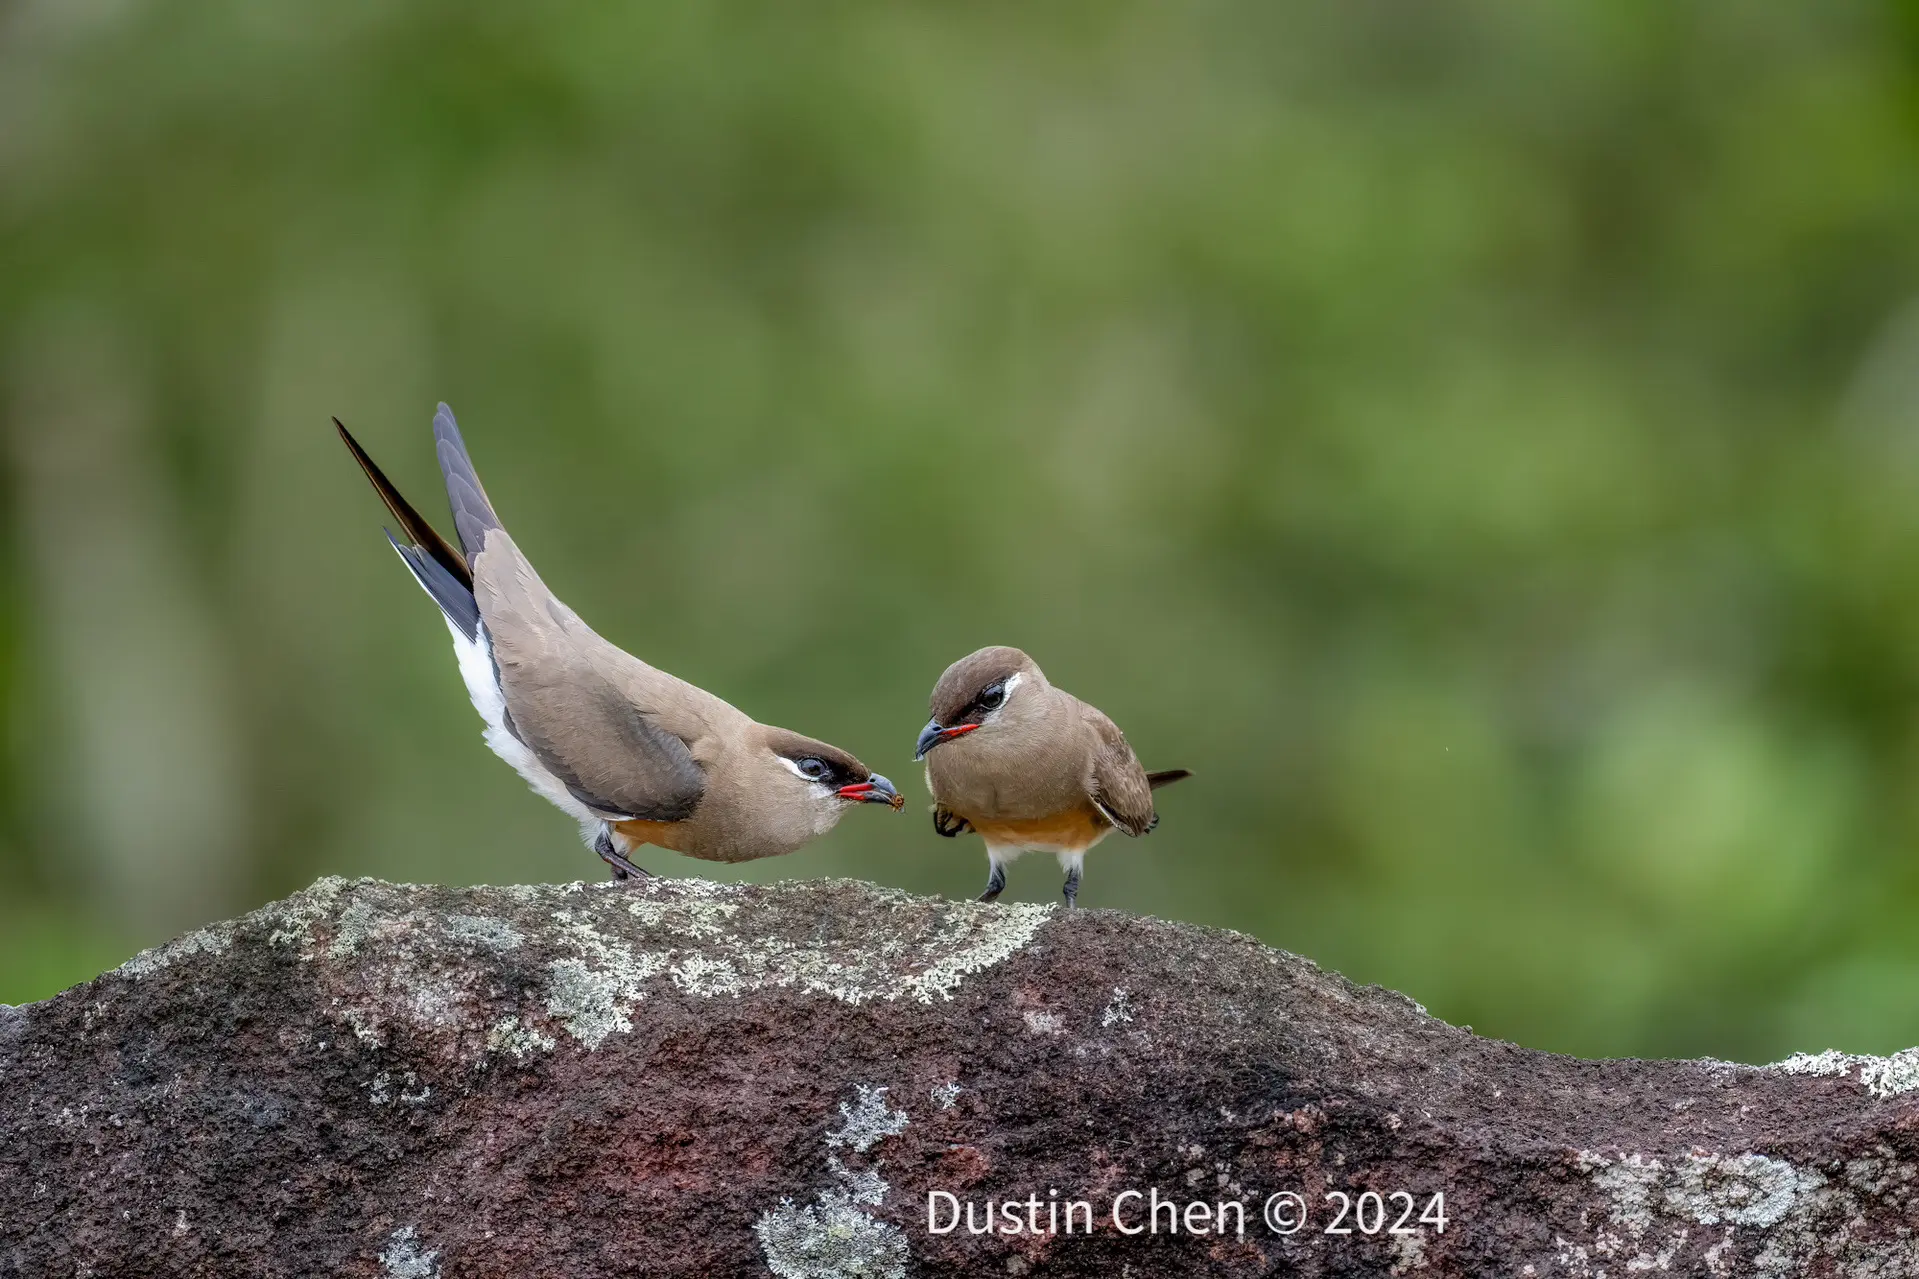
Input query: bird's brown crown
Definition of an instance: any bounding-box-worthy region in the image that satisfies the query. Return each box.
[759,727,873,786]
[929,646,1041,725]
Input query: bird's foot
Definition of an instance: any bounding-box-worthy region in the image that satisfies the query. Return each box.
[1062,866,1081,910]
[978,859,1007,903]
[932,806,972,838]
[594,828,652,882]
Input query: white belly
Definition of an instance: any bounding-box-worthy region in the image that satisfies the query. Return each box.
[446,619,602,844]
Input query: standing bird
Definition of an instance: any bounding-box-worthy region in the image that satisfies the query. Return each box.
[913,646,1189,908]
[336,404,902,880]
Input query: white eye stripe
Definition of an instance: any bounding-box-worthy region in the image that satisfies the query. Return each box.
[779,756,830,782]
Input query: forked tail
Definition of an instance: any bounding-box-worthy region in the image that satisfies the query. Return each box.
[336,417,481,640]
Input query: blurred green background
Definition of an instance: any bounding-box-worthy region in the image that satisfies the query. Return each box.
[4,2,1919,1064]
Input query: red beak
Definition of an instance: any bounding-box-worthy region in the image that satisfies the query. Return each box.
[837,775,904,809]
[914,720,979,761]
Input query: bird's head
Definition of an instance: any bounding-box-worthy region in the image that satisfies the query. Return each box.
[915,645,1047,761]
[761,728,903,822]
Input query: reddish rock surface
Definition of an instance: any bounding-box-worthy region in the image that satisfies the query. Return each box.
[3,875,1916,1277]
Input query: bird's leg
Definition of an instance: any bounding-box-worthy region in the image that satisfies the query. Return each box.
[1057,852,1086,910]
[978,855,1007,903]
[594,826,651,882]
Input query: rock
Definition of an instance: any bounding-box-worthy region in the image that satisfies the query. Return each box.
[1,875,1915,1277]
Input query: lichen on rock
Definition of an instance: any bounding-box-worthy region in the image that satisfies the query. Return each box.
[1770,1046,1919,1098]
[6,874,1919,1277]
[754,1191,908,1279]
[756,1083,912,1279]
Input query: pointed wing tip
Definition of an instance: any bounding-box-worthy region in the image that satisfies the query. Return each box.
[432,401,473,456]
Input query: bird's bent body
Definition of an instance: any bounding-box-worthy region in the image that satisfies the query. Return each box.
[338,405,899,879]
[915,646,1188,907]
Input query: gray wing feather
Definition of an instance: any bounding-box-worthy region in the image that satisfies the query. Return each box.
[433,403,502,564]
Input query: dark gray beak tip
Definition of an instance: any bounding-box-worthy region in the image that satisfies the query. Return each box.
[913,719,944,762]
[839,774,903,808]
[869,773,903,810]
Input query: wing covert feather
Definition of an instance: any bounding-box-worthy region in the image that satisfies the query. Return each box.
[478,539,706,822]
[1084,707,1157,836]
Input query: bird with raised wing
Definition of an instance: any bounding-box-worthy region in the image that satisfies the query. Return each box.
[337,404,902,880]
[913,646,1189,908]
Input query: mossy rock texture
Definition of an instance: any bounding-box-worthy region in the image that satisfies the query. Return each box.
[2,876,1916,1277]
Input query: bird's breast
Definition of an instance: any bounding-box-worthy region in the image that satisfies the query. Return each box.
[926,741,1084,822]
[613,818,692,855]
[969,805,1113,854]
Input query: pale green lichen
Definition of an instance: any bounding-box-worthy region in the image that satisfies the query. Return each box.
[485,1016,555,1059]
[1575,1147,1919,1278]
[825,1156,888,1208]
[754,1191,907,1279]
[543,909,669,1048]
[260,883,533,1050]
[403,976,469,1031]
[380,1225,439,1278]
[203,876,1054,1058]
[756,1083,910,1279]
[533,881,1051,1048]
[895,902,1053,1003]
[117,924,234,979]
[1390,1229,1427,1276]
[826,1086,908,1153]
[439,914,522,951]
[339,1005,382,1046]
[368,1070,432,1107]
[1581,1149,1822,1233]
[1770,1047,1919,1098]
[626,890,740,938]
[259,875,350,951]
[326,896,386,960]
[1667,1153,1823,1228]
[668,951,744,996]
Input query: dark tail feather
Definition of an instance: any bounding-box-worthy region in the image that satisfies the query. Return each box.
[432,402,503,563]
[386,531,481,641]
[336,418,471,592]
[1147,769,1192,790]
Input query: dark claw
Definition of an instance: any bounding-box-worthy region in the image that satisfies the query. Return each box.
[594,827,651,882]
[933,806,972,839]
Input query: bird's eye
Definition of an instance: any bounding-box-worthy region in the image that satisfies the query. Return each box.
[796,757,830,781]
[978,683,1005,711]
